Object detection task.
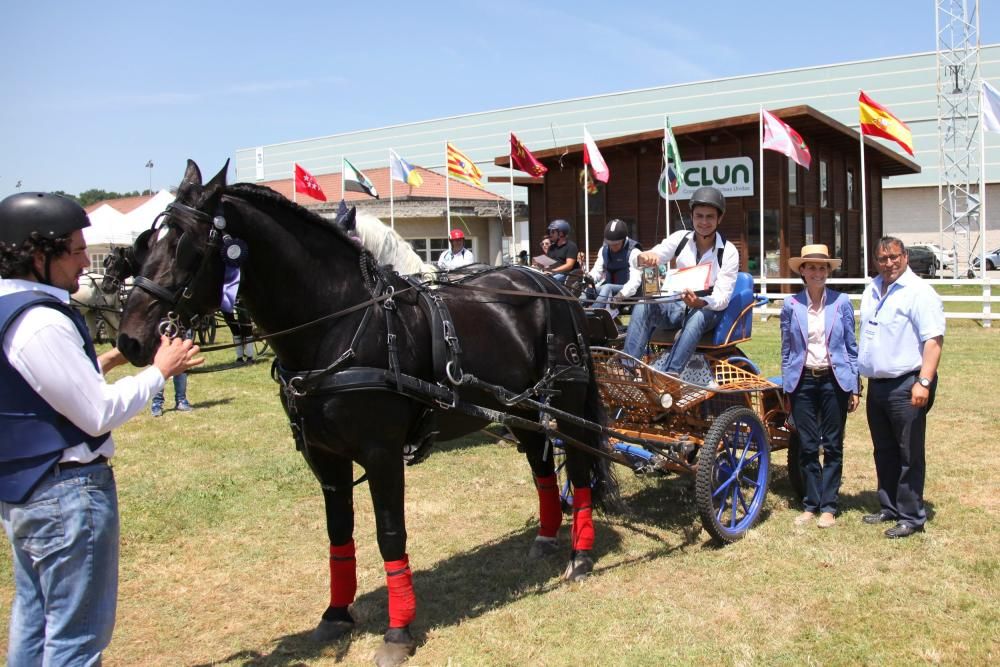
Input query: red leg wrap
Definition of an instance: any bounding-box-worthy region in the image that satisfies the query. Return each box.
[571,487,594,551]
[329,540,357,608]
[535,474,562,538]
[384,556,416,628]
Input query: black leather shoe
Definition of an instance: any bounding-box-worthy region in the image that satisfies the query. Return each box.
[863,510,896,524]
[885,523,924,539]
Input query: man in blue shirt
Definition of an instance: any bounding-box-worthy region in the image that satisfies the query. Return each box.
[858,237,945,538]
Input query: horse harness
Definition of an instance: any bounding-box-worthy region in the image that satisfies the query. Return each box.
[272,261,597,482]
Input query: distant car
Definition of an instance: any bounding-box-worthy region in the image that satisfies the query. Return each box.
[905,246,937,278]
[910,243,954,270]
[968,247,1000,277]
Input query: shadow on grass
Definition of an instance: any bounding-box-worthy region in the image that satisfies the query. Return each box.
[190,500,697,666]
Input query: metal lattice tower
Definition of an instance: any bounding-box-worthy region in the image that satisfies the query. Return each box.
[936,0,982,277]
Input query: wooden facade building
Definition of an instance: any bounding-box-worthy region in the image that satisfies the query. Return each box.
[494,106,920,279]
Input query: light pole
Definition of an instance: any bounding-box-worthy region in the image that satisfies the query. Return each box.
[145,160,153,195]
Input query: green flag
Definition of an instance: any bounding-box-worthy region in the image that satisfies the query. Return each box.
[664,120,684,187]
[343,158,379,199]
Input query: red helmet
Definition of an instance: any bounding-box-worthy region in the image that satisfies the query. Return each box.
[449,229,465,240]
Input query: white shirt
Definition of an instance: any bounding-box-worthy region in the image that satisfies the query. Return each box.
[587,243,643,299]
[646,230,740,311]
[858,268,946,378]
[437,247,475,271]
[805,289,831,369]
[1,278,165,463]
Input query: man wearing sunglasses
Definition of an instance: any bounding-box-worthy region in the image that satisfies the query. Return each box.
[858,237,945,539]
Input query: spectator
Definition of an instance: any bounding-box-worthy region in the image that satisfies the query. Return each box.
[437,229,475,270]
[859,237,944,539]
[780,244,860,529]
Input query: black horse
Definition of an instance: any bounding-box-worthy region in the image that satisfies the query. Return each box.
[115,161,616,666]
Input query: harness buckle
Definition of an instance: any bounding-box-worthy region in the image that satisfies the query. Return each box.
[286,376,307,398]
[445,360,464,385]
[382,286,396,310]
[158,312,181,338]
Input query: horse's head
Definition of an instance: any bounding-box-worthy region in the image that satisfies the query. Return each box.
[116,159,230,365]
[100,237,148,294]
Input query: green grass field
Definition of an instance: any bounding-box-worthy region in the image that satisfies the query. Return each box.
[0,318,997,666]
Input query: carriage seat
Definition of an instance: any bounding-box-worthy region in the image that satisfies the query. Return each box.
[648,272,755,350]
[585,308,623,346]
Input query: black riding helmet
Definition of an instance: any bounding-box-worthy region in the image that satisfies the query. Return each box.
[604,219,628,242]
[0,192,90,246]
[688,186,726,216]
[547,219,571,235]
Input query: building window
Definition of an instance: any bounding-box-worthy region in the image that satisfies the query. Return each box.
[847,168,857,209]
[89,253,107,274]
[804,214,814,245]
[788,160,798,205]
[409,237,450,263]
[820,159,830,208]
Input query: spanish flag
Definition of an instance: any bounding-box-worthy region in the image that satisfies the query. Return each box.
[446,142,484,188]
[858,91,914,156]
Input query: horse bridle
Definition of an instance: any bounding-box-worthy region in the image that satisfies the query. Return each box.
[131,200,225,337]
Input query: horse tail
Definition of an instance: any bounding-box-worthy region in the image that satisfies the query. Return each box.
[584,360,622,513]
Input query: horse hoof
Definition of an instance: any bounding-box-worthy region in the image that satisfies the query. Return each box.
[528,536,559,559]
[374,637,416,667]
[561,551,594,582]
[311,619,355,643]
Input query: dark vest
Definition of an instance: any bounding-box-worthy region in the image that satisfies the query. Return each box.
[601,238,640,285]
[0,291,109,503]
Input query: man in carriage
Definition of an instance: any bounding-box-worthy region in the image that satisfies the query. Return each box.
[585,218,643,317]
[621,185,740,376]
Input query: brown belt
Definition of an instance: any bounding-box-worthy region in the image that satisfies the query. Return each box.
[806,367,832,377]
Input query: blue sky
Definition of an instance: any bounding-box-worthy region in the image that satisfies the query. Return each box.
[2,0,996,197]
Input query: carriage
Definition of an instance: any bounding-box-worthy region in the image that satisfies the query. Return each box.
[573,271,797,543]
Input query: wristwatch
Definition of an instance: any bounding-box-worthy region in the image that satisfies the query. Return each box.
[917,376,932,388]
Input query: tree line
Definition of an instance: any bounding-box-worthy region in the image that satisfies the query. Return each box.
[54,189,156,208]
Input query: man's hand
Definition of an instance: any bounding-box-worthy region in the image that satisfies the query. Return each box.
[911,382,930,408]
[637,251,660,267]
[680,289,705,308]
[152,335,204,380]
[848,394,861,413]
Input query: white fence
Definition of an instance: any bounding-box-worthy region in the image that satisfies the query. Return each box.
[753,276,998,326]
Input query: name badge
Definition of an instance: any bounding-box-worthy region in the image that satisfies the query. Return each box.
[862,319,878,339]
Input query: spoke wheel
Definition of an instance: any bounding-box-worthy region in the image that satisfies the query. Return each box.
[695,406,770,543]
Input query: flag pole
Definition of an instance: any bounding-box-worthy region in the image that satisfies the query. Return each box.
[859,113,870,279]
[445,142,451,234]
[509,132,516,264]
[341,157,346,202]
[758,106,766,297]
[389,150,396,230]
[664,116,671,238]
[292,164,297,204]
[980,82,991,326]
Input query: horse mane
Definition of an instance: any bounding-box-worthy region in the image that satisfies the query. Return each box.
[225,183,360,249]
[352,212,437,277]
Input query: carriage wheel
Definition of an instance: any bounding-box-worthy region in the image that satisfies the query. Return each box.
[695,406,770,543]
[786,431,805,501]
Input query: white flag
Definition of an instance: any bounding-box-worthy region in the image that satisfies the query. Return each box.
[582,128,610,183]
[983,81,1000,133]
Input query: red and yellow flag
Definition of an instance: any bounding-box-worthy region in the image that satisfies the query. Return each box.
[509,133,548,178]
[446,143,484,188]
[858,91,914,156]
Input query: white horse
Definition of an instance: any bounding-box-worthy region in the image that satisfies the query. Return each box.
[71,272,123,343]
[338,210,438,278]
